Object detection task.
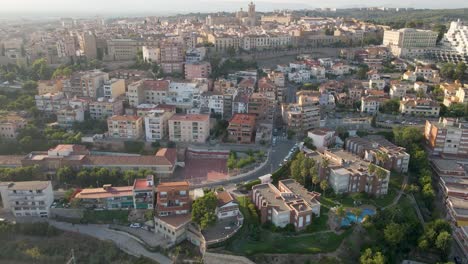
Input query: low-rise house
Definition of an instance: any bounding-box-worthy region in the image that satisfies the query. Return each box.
[369,79,386,90]
[414,82,428,94]
[0,181,54,218]
[252,179,321,231]
[133,175,155,209]
[215,190,240,220]
[0,113,27,139]
[360,96,385,114]
[415,65,440,83]
[74,185,134,209]
[402,71,417,82]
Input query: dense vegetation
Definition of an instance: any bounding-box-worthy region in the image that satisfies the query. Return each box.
[191,191,218,229]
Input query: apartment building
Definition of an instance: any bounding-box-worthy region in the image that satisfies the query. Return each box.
[168,114,210,143]
[227,113,256,144]
[185,61,211,80]
[360,96,385,114]
[399,97,440,117]
[142,46,160,62]
[383,28,438,58]
[199,91,224,116]
[0,181,54,218]
[248,93,272,121]
[106,39,159,61]
[307,128,336,150]
[103,79,126,99]
[323,149,391,196]
[107,115,144,139]
[56,107,85,128]
[389,82,411,99]
[207,33,240,51]
[144,110,175,142]
[37,80,63,95]
[251,179,321,231]
[80,70,109,98]
[160,41,185,74]
[127,79,170,107]
[281,93,320,135]
[0,114,27,139]
[424,118,468,157]
[80,31,97,59]
[154,181,191,243]
[346,136,410,173]
[35,92,66,112]
[89,98,124,120]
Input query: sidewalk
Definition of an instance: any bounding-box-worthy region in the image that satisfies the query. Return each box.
[48,220,172,264]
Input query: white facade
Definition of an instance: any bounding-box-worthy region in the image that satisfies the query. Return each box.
[35,92,66,112]
[0,181,54,218]
[144,110,175,142]
[142,46,160,62]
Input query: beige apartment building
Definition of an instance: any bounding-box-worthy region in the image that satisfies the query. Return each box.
[425,118,468,157]
[383,28,438,57]
[184,61,211,80]
[160,41,185,74]
[89,98,124,120]
[168,114,210,143]
[399,97,440,117]
[127,79,170,107]
[107,115,144,139]
[281,92,320,135]
[106,39,159,61]
[0,114,27,139]
[144,110,176,142]
[103,79,126,99]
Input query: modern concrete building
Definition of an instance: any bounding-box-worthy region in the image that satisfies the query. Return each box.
[425,118,468,157]
[252,179,321,231]
[80,70,109,99]
[282,93,320,136]
[0,181,54,218]
[168,114,210,143]
[103,79,126,99]
[307,128,336,151]
[383,28,438,58]
[56,106,85,128]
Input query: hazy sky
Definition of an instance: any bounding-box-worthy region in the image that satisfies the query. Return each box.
[1,0,467,15]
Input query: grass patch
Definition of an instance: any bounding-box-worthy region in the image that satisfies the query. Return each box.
[227,229,352,255]
[306,207,330,233]
[83,210,129,224]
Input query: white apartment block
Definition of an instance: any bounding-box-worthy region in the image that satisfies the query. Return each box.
[361,96,383,114]
[142,46,160,63]
[144,110,175,142]
[383,28,438,58]
[107,115,144,139]
[0,181,54,218]
[399,97,440,117]
[200,91,224,116]
[89,98,124,120]
[168,114,210,143]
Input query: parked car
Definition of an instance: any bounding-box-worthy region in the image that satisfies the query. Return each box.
[129,223,141,228]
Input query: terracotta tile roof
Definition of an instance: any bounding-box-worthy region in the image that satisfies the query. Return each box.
[143,80,170,91]
[133,177,153,191]
[0,155,24,166]
[86,154,175,167]
[238,77,255,88]
[229,113,256,126]
[157,214,191,228]
[155,148,177,166]
[75,186,133,199]
[215,191,234,207]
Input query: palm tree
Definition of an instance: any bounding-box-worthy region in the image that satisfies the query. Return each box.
[351,208,363,224]
[310,164,319,191]
[336,206,346,226]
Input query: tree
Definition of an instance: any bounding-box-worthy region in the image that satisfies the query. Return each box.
[393,126,423,149]
[191,192,218,230]
[22,80,38,91]
[311,167,320,191]
[435,231,451,253]
[440,62,456,79]
[357,65,370,80]
[31,58,51,80]
[336,206,346,224]
[454,62,467,81]
[384,222,406,246]
[320,180,329,197]
[4,72,16,83]
[360,248,386,264]
[433,24,447,43]
[380,98,400,114]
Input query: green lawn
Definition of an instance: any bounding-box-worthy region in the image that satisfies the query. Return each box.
[306,207,330,233]
[227,229,352,255]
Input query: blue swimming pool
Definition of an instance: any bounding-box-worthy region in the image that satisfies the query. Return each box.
[341,208,376,227]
